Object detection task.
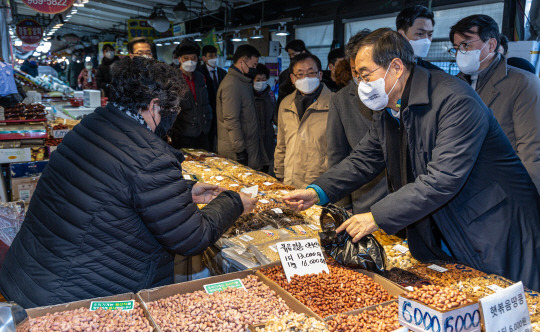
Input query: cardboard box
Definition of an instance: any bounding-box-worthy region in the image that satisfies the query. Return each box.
[398,296,480,332]
[137,269,320,331]
[11,176,40,203]
[254,261,406,318]
[83,90,101,108]
[10,161,48,178]
[26,293,159,331]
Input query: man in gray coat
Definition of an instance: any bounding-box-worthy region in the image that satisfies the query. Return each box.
[450,15,540,193]
[216,45,267,170]
[285,29,540,291]
[327,29,387,214]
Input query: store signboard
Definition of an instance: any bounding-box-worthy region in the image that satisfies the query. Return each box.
[16,19,43,46]
[203,279,246,294]
[479,281,532,332]
[127,19,173,41]
[90,300,134,311]
[173,23,185,36]
[276,238,329,282]
[21,0,75,14]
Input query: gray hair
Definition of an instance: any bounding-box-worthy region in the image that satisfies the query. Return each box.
[345,29,371,60]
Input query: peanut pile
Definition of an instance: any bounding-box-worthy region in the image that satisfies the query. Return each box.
[255,313,329,331]
[407,262,487,286]
[29,302,153,331]
[326,302,401,332]
[146,275,291,331]
[260,260,393,317]
[404,285,473,311]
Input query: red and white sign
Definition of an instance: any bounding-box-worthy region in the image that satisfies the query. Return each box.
[16,19,43,46]
[21,0,75,15]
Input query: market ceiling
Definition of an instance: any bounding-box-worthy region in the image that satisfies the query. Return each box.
[11,0,487,37]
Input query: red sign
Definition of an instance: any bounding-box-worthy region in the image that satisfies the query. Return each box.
[21,0,75,14]
[16,19,43,45]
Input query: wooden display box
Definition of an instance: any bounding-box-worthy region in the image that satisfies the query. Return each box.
[254,261,406,318]
[25,292,159,331]
[137,269,320,332]
[398,295,480,332]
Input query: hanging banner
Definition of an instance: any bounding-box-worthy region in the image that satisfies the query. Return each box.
[16,19,43,46]
[21,0,75,14]
[127,19,173,41]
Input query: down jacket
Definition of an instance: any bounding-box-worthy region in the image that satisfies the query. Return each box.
[0,103,244,308]
[313,66,540,291]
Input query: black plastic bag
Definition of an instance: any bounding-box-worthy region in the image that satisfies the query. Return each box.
[319,204,386,274]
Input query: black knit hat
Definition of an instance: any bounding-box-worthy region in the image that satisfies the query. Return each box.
[173,40,200,58]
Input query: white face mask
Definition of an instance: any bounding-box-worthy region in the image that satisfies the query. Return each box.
[409,38,431,58]
[456,42,491,75]
[357,63,399,111]
[85,65,93,70]
[254,81,267,92]
[295,77,320,94]
[207,58,218,68]
[104,51,115,60]
[181,60,197,72]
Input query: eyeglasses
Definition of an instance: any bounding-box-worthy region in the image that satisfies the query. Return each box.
[448,39,481,57]
[293,71,319,79]
[355,66,382,83]
[133,51,153,56]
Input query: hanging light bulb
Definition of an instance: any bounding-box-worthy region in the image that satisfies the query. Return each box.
[231,31,242,42]
[174,1,190,21]
[250,27,263,39]
[203,0,221,11]
[276,22,290,36]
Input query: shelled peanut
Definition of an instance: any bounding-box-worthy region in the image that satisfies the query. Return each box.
[146,275,291,332]
[259,259,393,317]
[29,303,153,331]
[326,302,401,332]
[404,285,473,311]
[255,313,329,332]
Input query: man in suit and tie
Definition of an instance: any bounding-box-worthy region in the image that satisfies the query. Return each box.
[200,45,227,152]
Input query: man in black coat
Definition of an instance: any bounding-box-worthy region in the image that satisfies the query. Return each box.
[0,57,256,308]
[96,44,119,98]
[285,29,540,291]
[168,40,213,150]
[396,5,442,71]
[199,45,227,152]
[326,30,387,214]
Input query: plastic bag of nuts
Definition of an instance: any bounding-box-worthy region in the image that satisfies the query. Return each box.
[223,229,284,249]
[146,275,292,331]
[325,302,401,332]
[383,242,418,270]
[254,313,329,331]
[259,258,394,317]
[29,302,153,331]
[403,285,474,311]
[249,236,316,265]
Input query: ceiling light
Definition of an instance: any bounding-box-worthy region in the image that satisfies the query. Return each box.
[276,22,289,36]
[173,41,180,44]
[173,1,189,21]
[14,40,22,46]
[231,31,241,42]
[194,35,202,42]
[203,0,221,11]
[156,43,163,46]
[66,15,72,18]
[149,8,170,33]
[250,27,263,39]
[164,42,171,45]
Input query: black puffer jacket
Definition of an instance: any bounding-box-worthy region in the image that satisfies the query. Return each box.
[0,103,243,308]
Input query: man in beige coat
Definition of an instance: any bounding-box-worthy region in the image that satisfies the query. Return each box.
[274,53,334,188]
[216,44,267,170]
[451,15,540,192]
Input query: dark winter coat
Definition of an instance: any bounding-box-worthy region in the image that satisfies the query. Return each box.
[0,103,244,308]
[169,71,213,146]
[254,86,277,164]
[326,81,387,214]
[313,66,540,291]
[96,56,119,97]
[66,61,85,89]
[20,60,38,77]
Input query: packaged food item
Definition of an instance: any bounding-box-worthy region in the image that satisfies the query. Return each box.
[223,229,285,249]
[250,240,281,265]
[383,242,418,270]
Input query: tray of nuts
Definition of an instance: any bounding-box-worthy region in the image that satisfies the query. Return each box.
[402,285,475,312]
[138,269,320,331]
[249,312,329,331]
[406,261,487,286]
[26,292,157,331]
[325,301,402,332]
[257,258,405,318]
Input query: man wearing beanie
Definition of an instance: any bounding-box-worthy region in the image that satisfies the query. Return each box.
[167,40,212,150]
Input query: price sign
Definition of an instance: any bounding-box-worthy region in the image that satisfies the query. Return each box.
[90,300,134,311]
[427,264,448,273]
[203,279,246,294]
[52,129,69,139]
[480,281,532,332]
[240,185,258,198]
[392,244,409,254]
[16,19,43,46]
[276,238,329,282]
[22,0,75,14]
